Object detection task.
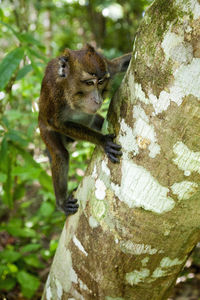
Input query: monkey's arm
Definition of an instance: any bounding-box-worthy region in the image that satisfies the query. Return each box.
[39,118,120,216]
[39,120,79,215]
[50,120,122,163]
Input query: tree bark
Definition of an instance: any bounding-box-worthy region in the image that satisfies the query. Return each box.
[42,0,200,299]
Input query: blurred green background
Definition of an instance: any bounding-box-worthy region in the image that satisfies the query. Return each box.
[1,1,200,300]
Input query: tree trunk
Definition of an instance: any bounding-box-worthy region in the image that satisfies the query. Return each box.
[42,0,200,299]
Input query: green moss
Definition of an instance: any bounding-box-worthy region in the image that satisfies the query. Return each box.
[133,0,183,97]
[105,297,125,300]
[90,198,108,221]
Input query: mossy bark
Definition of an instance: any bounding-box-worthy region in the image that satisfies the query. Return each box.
[42,1,200,299]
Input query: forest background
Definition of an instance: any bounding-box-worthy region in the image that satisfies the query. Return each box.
[0,0,200,299]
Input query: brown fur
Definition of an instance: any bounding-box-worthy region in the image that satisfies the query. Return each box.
[38,45,131,216]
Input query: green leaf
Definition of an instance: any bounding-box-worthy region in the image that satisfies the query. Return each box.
[40,249,51,260]
[17,271,40,299]
[6,225,37,238]
[13,165,41,181]
[0,250,21,263]
[0,278,16,291]
[16,64,33,80]
[0,138,8,172]
[39,202,54,217]
[7,218,22,227]
[0,172,6,182]
[0,47,24,90]
[0,21,21,40]
[7,130,28,147]
[38,171,54,192]
[2,153,13,208]
[4,109,24,121]
[15,147,39,168]
[26,50,43,78]
[13,183,25,201]
[1,116,9,129]
[7,263,18,273]
[24,255,44,268]
[20,200,33,209]
[19,33,42,46]
[39,190,55,202]
[28,48,47,62]
[21,244,41,253]
[0,265,8,277]
[0,9,3,19]
[49,240,58,253]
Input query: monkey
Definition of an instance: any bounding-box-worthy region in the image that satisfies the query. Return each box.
[38,44,131,216]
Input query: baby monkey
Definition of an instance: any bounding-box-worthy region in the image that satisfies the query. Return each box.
[38,44,131,216]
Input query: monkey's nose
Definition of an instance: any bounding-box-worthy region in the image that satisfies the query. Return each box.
[94,97,102,105]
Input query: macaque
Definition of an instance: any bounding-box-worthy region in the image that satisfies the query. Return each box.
[38,44,131,216]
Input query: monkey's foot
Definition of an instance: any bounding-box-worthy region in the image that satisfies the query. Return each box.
[62,195,79,217]
[104,134,122,163]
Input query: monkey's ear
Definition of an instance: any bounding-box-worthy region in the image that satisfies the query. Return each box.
[85,43,95,52]
[62,48,71,57]
[58,49,70,78]
[107,53,132,76]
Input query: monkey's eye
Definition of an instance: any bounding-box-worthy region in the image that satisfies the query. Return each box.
[98,79,105,85]
[85,80,94,86]
[76,91,84,96]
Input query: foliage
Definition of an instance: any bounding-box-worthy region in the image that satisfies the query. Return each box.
[0,0,151,298]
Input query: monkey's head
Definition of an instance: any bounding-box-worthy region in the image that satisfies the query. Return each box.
[58,44,131,114]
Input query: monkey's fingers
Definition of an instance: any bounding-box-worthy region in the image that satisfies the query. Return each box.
[67,197,78,204]
[106,133,116,139]
[66,205,79,212]
[63,196,79,216]
[66,202,79,208]
[66,206,79,211]
[105,146,122,156]
[65,206,79,213]
[107,153,120,163]
[106,141,122,149]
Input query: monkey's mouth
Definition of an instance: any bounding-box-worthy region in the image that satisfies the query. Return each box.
[79,104,100,114]
[86,108,99,114]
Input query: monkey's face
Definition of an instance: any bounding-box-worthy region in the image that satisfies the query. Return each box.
[72,72,110,114]
[57,44,122,114]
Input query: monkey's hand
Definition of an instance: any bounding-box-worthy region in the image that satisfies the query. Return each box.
[103,134,122,163]
[61,190,79,217]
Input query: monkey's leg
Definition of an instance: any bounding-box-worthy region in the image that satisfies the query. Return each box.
[39,125,78,216]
